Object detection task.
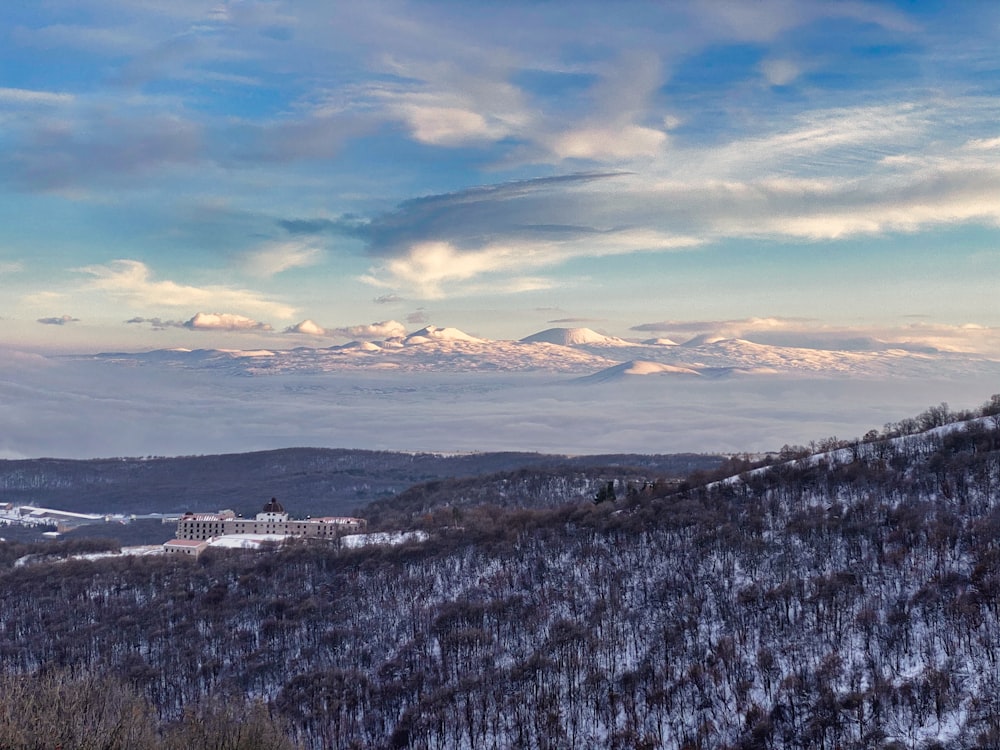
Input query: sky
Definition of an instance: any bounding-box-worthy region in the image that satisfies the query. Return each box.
[2,0,1000,355]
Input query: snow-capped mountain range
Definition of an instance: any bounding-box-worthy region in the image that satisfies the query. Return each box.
[87,325,1000,380]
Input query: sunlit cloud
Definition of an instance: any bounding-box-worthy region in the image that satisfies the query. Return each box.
[367,59,532,148]
[548,125,667,161]
[336,173,702,297]
[183,312,272,332]
[283,318,410,339]
[284,319,327,336]
[330,320,408,340]
[126,313,273,332]
[342,112,1000,297]
[78,260,296,319]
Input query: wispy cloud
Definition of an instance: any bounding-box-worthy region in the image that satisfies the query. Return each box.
[126,316,179,331]
[3,0,1000,356]
[332,99,1000,297]
[78,259,295,319]
[288,173,701,297]
[239,241,322,278]
[0,87,74,106]
[758,58,802,87]
[2,113,202,192]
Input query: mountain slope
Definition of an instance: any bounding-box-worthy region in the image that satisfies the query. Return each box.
[575,360,704,383]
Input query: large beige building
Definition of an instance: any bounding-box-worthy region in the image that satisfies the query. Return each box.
[174,498,366,541]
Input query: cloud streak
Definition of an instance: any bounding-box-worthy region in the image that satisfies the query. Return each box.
[79,260,295,319]
[37,314,80,326]
[127,313,272,332]
[239,241,322,278]
[286,173,704,297]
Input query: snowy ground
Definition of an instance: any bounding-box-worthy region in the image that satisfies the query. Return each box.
[341,531,429,548]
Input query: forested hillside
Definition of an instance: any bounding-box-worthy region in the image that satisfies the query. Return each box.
[0,448,720,517]
[3,399,1000,748]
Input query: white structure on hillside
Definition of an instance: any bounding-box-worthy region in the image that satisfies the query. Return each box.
[163,538,209,557]
[171,498,366,542]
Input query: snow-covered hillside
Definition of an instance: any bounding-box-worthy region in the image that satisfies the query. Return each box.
[519,326,632,347]
[5,403,1000,749]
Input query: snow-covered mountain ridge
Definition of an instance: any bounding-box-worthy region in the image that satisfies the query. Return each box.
[86,325,1000,380]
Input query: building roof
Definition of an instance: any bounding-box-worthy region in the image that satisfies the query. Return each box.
[262,497,285,513]
[164,539,208,548]
[312,516,366,524]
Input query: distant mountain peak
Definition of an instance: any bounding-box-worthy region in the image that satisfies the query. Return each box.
[520,327,630,346]
[680,333,730,347]
[404,325,483,344]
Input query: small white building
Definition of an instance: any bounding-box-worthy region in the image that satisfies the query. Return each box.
[163,538,209,557]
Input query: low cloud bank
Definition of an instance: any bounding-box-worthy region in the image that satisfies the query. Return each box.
[1,358,997,461]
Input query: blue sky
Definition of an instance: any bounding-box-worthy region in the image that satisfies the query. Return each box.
[2,0,1000,354]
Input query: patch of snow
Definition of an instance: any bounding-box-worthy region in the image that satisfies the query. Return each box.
[208,534,289,549]
[341,531,429,548]
[339,340,382,352]
[680,333,729,346]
